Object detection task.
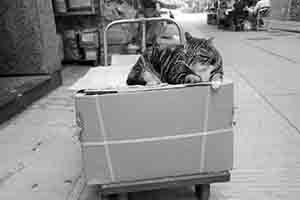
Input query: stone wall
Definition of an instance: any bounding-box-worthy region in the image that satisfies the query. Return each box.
[0,0,61,75]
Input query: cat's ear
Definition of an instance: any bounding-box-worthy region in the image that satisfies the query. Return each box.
[151,36,161,54]
[151,35,159,48]
[185,32,193,42]
[141,49,153,62]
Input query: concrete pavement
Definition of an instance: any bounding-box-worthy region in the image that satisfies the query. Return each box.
[184,13,300,199]
[0,67,89,200]
[1,12,300,200]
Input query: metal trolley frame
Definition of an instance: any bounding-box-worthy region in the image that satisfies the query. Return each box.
[91,17,232,200]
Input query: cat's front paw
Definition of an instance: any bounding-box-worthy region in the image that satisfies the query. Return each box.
[185,74,202,84]
[211,80,222,90]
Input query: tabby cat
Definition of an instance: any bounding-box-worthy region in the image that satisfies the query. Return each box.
[126,42,201,85]
[126,32,223,88]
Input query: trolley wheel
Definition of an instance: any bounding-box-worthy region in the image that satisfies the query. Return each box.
[99,193,128,200]
[92,60,98,66]
[117,193,128,200]
[195,184,210,200]
[99,193,110,200]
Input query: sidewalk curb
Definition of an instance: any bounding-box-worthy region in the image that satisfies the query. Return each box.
[270,27,300,33]
[267,19,300,33]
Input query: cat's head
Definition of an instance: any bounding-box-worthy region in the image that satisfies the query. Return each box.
[184,32,218,81]
[184,32,215,64]
[126,54,161,86]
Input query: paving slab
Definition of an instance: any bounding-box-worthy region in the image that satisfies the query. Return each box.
[267,94,300,133]
[244,33,300,63]
[0,67,89,200]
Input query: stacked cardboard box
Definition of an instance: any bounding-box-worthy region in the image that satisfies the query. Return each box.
[67,0,94,12]
[79,29,99,61]
[61,28,99,62]
[53,0,95,13]
[53,0,68,13]
[62,30,81,61]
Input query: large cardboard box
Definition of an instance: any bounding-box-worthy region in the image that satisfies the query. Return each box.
[75,82,234,185]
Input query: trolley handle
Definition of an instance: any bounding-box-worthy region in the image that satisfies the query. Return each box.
[103,17,185,66]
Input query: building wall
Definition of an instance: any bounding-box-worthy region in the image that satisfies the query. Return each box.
[0,0,61,75]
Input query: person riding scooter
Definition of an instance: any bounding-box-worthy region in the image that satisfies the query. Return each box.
[245,0,271,27]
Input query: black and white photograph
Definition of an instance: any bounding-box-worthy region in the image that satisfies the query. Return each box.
[0,0,300,199]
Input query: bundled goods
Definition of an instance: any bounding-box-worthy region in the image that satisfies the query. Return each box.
[66,0,94,12]
[57,34,64,62]
[82,48,98,61]
[53,0,67,13]
[79,29,99,48]
[62,30,81,61]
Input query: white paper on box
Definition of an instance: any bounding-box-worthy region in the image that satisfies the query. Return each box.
[69,54,140,91]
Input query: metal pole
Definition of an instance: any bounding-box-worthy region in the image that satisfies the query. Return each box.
[287,0,293,20]
[141,21,146,53]
[103,17,184,66]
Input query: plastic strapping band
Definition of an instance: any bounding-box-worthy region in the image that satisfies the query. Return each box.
[95,97,115,181]
[200,87,211,172]
[82,128,232,146]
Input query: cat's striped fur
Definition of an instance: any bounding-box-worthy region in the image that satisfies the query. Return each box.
[127,42,201,85]
[126,32,223,86]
